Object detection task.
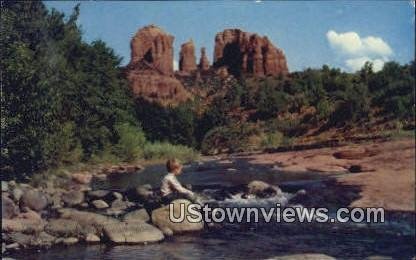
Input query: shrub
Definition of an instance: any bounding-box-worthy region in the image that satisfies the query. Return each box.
[260,131,284,149]
[143,142,198,163]
[114,123,146,162]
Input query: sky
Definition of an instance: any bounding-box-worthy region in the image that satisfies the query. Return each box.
[44,1,415,72]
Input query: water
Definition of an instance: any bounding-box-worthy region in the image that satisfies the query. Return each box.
[8,160,416,259]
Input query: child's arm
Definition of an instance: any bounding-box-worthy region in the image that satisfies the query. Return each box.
[169,177,194,196]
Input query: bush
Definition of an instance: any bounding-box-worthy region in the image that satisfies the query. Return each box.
[260,131,283,149]
[143,142,198,163]
[114,123,146,162]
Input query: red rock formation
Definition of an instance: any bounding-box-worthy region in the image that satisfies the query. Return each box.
[179,40,197,74]
[126,25,191,106]
[198,47,210,71]
[130,24,174,76]
[213,29,288,77]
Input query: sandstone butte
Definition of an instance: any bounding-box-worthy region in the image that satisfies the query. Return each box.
[125,25,289,106]
[179,40,197,74]
[125,25,191,106]
[213,29,288,77]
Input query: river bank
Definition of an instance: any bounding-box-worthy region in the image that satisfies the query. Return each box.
[2,137,415,259]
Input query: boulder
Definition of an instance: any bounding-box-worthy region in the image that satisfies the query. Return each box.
[92,200,109,209]
[2,195,19,219]
[20,189,48,211]
[62,190,84,206]
[18,207,41,220]
[87,190,110,199]
[45,219,83,237]
[151,199,203,235]
[246,180,282,198]
[268,254,335,260]
[2,218,46,233]
[85,233,100,243]
[112,192,123,200]
[135,184,154,201]
[58,208,119,233]
[123,209,150,223]
[62,237,78,246]
[11,187,24,203]
[71,173,92,185]
[103,221,164,244]
[106,199,134,216]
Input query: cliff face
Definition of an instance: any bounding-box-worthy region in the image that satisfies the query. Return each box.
[179,40,197,74]
[126,25,190,106]
[213,29,288,77]
[129,25,174,76]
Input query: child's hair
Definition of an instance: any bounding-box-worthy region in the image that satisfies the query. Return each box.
[166,158,182,172]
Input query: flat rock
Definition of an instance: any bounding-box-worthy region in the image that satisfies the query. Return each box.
[268,254,335,260]
[151,199,204,235]
[103,221,164,244]
[45,219,83,237]
[87,190,110,199]
[2,218,46,233]
[123,209,150,223]
[85,233,100,243]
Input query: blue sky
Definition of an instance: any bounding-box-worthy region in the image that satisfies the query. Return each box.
[45,1,415,72]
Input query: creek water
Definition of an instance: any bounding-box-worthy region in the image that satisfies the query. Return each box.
[9,160,416,259]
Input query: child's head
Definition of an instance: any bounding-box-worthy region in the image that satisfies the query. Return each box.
[166,158,183,175]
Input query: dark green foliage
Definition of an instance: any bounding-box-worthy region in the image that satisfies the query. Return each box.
[1,2,140,179]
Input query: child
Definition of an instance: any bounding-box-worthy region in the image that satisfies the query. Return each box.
[161,158,195,204]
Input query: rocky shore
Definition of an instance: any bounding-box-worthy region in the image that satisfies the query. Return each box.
[1,163,206,255]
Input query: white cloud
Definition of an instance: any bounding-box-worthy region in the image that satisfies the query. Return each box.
[173,59,179,71]
[326,30,392,57]
[326,30,394,72]
[345,57,385,72]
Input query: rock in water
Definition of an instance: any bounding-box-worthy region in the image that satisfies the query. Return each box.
[2,195,19,219]
[246,180,282,198]
[179,40,197,74]
[20,189,48,211]
[213,29,288,77]
[103,221,164,244]
[45,219,83,237]
[151,199,203,235]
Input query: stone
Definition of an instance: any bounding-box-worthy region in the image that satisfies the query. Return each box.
[2,195,19,219]
[62,190,84,206]
[62,237,78,246]
[85,233,100,243]
[20,189,48,212]
[106,199,134,216]
[103,221,164,244]
[71,173,92,185]
[18,207,41,220]
[214,29,288,77]
[87,190,110,199]
[135,184,154,201]
[92,200,109,209]
[151,199,204,235]
[126,25,191,106]
[246,180,282,198]
[123,208,150,223]
[58,208,119,233]
[45,219,83,237]
[11,188,24,203]
[198,47,210,71]
[112,192,123,200]
[2,218,46,233]
[5,242,20,250]
[179,40,197,74]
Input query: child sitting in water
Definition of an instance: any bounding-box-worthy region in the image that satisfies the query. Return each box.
[161,158,195,204]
